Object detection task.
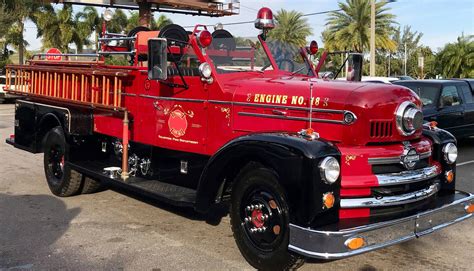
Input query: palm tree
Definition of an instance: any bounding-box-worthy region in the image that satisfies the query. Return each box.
[34,4,90,53]
[155,14,173,30]
[76,6,101,48]
[125,12,172,33]
[436,35,474,78]
[268,9,312,47]
[323,0,397,53]
[2,0,49,64]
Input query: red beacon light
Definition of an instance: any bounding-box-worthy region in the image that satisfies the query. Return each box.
[198,30,213,48]
[309,40,318,55]
[255,7,275,30]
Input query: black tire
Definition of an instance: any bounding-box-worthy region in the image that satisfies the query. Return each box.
[81,176,105,194]
[230,163,305,270]
[43,126,82,197]
[158,24,189,62]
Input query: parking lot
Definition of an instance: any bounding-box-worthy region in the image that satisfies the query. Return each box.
[0,102,473,270]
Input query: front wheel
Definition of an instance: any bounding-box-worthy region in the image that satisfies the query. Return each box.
[230,163,304,270]
[43,126,83,197]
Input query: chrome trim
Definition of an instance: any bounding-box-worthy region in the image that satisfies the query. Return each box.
[343,111,357,125]
[238,111,358,125]
[238,112,344,124]
[318,156,340,184]
[289,191,474,259]
[376,165,441,186]
[368,151,431,165]
[442,143,457,164]
[395,101,418,136]
[340,183,440,208]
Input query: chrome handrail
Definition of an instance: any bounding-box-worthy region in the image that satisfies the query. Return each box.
[340,183,440,208]
[376,165,441,186]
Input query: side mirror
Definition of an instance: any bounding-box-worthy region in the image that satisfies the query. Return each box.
[346,53,363,82]
[148,38,168,80]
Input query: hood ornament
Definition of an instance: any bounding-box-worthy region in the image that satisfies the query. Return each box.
[298,81,319,141]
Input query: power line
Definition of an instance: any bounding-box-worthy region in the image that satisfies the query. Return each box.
[183,8,342,28]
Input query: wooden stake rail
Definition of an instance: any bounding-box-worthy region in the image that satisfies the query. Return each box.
[4,65,131,110]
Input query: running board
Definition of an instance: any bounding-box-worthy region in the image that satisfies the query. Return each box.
[68,160,196,207]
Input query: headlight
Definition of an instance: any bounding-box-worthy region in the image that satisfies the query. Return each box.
[442,143,458,164]
[319,156,340,184]
[199,62,212,79]
[395,101,423,136]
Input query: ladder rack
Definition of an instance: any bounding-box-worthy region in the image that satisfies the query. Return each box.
[4,64,131,111]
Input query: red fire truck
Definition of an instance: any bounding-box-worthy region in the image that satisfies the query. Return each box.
[4,1,473,270]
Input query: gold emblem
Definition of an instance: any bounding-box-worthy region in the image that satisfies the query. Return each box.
[345,155,357,165]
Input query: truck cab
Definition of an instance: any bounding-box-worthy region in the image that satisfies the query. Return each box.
[4,5,473,271]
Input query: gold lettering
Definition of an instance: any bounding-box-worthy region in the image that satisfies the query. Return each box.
[298,96,304,105]
[291,96,298,105]
[275,95,281,104]
[265,95,272,103]
[259,94,265,103]
[254,94,259,103]
[282,95,288,104]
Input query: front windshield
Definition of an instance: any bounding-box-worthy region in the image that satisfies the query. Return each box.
[266,38,314,76]
[207,37,314,76]
[208,38,273,73]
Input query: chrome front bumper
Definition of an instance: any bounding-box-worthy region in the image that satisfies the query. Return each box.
[289,191,474,259]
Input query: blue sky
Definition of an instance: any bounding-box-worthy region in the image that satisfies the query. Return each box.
[24,0,473,52]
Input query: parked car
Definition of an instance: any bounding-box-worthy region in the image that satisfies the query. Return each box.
[396,75,415,80]
[451,78,474,91]
[361,76,399,84]
[394,80,474,138]
[0,74,17,103]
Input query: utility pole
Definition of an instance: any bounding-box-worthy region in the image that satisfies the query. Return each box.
[370,0,376,76]
[404,42,407,76]
[388,53,391,77]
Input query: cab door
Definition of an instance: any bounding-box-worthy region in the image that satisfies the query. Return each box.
[436,84,465,137]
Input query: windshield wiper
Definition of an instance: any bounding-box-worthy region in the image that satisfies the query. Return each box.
[290,66,306,76]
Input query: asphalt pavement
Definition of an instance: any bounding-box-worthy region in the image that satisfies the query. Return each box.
[0,103,473,270]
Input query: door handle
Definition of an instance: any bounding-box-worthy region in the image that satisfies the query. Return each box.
[272,109,287,116]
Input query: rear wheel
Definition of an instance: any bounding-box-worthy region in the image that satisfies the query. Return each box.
[230,163,304,270]
[43,126,82,197]
[81,177,105,194]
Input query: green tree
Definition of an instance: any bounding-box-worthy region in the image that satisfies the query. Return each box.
[154,14,173,30]
[389,25,423,77]
[34,4,90,52]
[125,12,172,33]
[268,9,312,47]
[323,0,397,53]
[1,0,48,64]
[436,34,474,78]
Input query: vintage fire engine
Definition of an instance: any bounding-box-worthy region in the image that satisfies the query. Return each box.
[4,1,474,270]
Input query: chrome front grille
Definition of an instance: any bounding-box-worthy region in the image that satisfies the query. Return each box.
[340,183,440,208]
[340,165,442,209]
[370,120,393,138]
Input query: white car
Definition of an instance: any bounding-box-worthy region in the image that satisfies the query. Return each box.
[0,75,17,103]
[361,76,399,84]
